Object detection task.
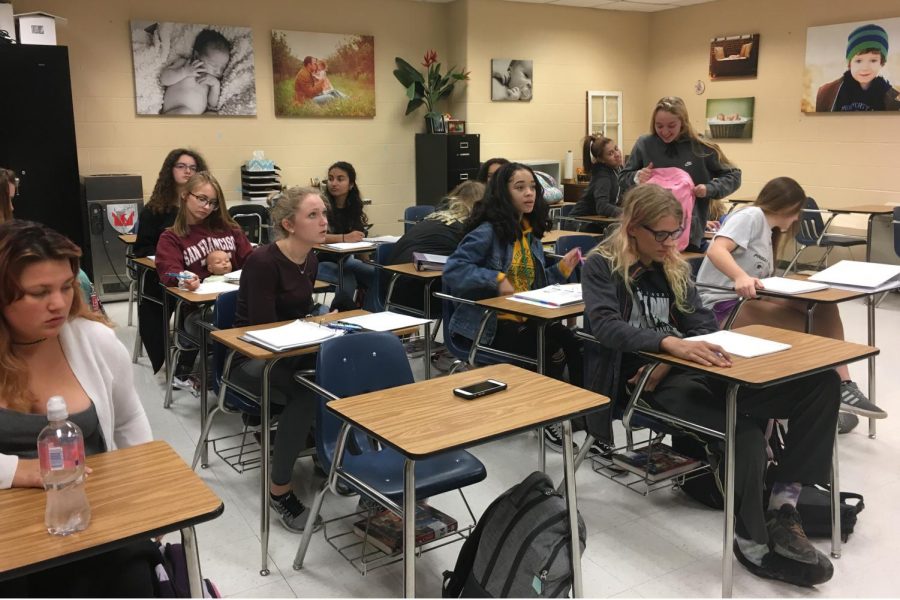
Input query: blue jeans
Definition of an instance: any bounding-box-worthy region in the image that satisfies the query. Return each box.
[312,89,349,105]
[318,257,381,311]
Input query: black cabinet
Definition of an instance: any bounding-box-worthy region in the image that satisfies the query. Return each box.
[0,45,86,274]
[415,133,480,205]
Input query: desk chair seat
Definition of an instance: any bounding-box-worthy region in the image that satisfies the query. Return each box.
[555,234,600,281]
[783,197,866,275]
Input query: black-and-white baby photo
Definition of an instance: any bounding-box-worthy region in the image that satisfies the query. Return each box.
[491,58,533,102]
[130,20,257,116]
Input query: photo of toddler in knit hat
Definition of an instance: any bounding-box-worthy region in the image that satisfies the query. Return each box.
[803,19,900,113]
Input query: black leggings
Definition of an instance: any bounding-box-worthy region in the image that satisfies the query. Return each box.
[487,320,583,386]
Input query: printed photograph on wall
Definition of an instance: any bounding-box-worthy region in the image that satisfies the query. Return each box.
[709,34,760,79]
[491,59,532,101]
[271,30,375,118]
[130,20,257,116]
[705,97,755,139]
[803,18,900,112]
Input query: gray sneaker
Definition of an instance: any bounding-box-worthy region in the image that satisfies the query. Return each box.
[839,381,887,419]
[269,491,323,533]
[837,411,859,435]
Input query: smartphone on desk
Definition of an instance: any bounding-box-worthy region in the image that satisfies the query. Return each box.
[453,379,507,400]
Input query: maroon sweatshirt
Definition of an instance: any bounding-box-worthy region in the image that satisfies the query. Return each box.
[155,224,254,287]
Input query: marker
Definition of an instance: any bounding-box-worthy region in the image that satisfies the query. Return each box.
[165,272,195,280]
[575,248,586,264]
[327,321,364,331]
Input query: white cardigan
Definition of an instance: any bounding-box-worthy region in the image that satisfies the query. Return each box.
[0,318,153,488]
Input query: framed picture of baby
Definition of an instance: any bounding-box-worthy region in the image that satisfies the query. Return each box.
[271,30,375,118]
[705,97,755,140]
[709,34,760,79]
[491,59,533,102]
[802,18,900,113]
[129,20,257,116]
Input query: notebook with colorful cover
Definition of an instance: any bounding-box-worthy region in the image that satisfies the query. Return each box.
[352,504,458,555]
[611,445,701,482]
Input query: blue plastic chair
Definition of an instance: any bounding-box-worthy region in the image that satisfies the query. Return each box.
[403,205,435,233]
[292,332,487,567]
[783,197,866,275]
[369,242,396,312]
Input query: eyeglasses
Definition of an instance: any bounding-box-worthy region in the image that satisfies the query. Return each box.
[187,191,219,209]
[642,224,684,243]
[174,163,198,172]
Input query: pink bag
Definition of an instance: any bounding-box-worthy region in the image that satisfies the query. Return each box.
[645,167,694,251]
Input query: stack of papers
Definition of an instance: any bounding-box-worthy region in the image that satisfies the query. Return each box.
[224,270,242,283]
[809,260,900,292]
[336,312,432,332]
[758,277,829,295]
[321,241,376,251]
[194,281,239,294]
[241,319,339,351]
[685,330,791,358]
[363,235,401,244]
[511,284,583,308]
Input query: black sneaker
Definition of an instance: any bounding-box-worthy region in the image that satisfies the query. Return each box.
[587,440,615,459]
[734,541,833,587]
[837,411,859,435]
[543,424,578,454]
[840,381,887,419]
[269,491,323,533]
[765,504,817,565]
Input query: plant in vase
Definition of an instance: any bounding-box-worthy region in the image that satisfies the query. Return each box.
[393,49,469,133]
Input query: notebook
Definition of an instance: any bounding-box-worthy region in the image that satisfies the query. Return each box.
[336,312,431,332]
[240,319,339,352]
[224,270,242,283]
[809,260,900,292]
[412,252,449,271]
[194,281,239,294]
[511,284,583,308]
[363,235,401,244]
[758,277,829,295]
[684,330,791,358]
[321,241,376,251]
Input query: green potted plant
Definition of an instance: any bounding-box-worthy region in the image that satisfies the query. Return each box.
[393,49,469,133]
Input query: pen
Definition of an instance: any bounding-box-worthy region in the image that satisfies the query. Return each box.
[327,322,364,331]
[575,248,586,265]
[165,272,195,280]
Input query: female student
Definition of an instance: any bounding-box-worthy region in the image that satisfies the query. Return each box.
[696,176,885,424]
[231,187,354,532]
[319,161,378,309]
[569,134,624,229]
[0,220,155,596]
[443,163,582,450]
[1,167,16,221]
[620,96,741,250]
[155,171,253,383]
[476,157,510,184]
[582,184,838,587]
[135,148,209,376]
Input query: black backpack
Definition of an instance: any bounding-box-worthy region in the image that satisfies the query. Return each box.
[442,471,586,598]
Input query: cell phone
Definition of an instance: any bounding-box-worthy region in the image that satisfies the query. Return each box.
[453,379,508,400]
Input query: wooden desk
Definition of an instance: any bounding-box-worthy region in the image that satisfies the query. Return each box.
[575,214,617,224]
[296,363,609,597]
[382,263,442,379]
[541,229,602,245]
[640,324,877,597]
[117,233,137,245]
[0,441,222,595]
[314,244,377,293]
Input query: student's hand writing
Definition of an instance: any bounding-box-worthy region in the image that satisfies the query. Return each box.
[344,230,365,243]
[560,248,581,272]
[183,273,200,292]
[627,363,672,392]
[660,336,732,368]
[498,278,515,296]
[734,274,763,299]
[693,184,708,198]
[637,162,654,185]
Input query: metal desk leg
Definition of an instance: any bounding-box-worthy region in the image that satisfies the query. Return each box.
[867,295,876,438]
[181,526,204,598]
[199,323,209,468]
[163,292,174,409]
[337,255,346,294]
[537,322,548,473]
[259,359,276,576]
[423,321,432,380]
[722,384,738,598]
[805,302,816,333]
[561,420,583,597]
[403,458,417,598]
[830,424,842,559]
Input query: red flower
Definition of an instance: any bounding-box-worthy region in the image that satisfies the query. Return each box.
[422,49,438,68]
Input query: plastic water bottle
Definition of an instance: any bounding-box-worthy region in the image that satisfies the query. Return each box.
[37,396,91,535]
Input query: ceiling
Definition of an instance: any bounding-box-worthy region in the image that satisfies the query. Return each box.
[414,0,718,12]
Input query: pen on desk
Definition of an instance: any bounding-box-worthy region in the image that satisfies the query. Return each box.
[165,272,195,280]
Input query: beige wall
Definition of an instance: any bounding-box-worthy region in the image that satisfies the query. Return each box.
[647,0,900,233]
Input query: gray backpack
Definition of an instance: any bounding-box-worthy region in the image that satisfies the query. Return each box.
[442,471,587,598]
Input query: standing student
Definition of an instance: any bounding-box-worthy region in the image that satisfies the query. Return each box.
[0,220,156,597]
[569,134,624,228]
[696,176,885,427]
[135,148,209,376]
[443,162,582,451]
[620,96,742,250]
[319,161,378,309]
[155,171,253,385]
[582,185,838,587]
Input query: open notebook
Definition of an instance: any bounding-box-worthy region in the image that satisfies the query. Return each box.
[240,319,340,352]
[685,330,791,358]
[809,260,900,292]
[335,312,431,332]
[758,277,829,295]
[511,284,583,308]
[320,241,376,251]
[194,281,239,294]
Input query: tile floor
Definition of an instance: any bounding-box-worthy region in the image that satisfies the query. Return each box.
[107,292,900,597]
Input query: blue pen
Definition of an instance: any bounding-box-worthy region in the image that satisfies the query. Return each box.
[165,272,195,280]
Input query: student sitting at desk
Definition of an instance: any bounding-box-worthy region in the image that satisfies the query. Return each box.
[444,162,582,451]
[582,185,839,587]
[569,134,624,228]
[0,220,156,596]
[155,171,253,387]
[696,176,886,428]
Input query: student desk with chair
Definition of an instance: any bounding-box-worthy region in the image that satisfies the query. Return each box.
[130,256,159,362]
[314,242,377,294]
[293,363,610,598]
[637,324,877,598]
[541,229,602,246]
[0,441,223,597]
[382,262,442,379]
[208,310,420,577]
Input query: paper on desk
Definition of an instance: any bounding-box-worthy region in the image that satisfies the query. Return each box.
[242,319,339,351]
[194,281,239,294]
[147,255,155,261]
[321,242,376,251]
[809,260,900,290]
[338,312,431,332]
[685,330,791,358]
[363,235,401,244]
[224,270,241,282]
[512,284,583,307]
[758,277,829,295]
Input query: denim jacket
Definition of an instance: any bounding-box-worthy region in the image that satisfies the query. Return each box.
[443,222,571,344]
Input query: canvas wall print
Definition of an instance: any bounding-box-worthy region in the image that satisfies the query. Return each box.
[705,97,755,139]
[803,18,900,112]
[130,20,257,116]
[709,34,760,79]
[491,59,532,101]
[271,30,375,117]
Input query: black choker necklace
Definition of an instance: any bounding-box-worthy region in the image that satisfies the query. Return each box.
[12,338,47,346]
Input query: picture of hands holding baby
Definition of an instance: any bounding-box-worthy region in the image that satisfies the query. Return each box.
[491,59,533,102]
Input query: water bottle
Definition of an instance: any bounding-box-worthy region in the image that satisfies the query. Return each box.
[37,396,91,535]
